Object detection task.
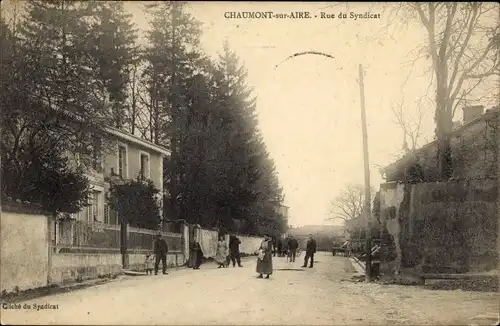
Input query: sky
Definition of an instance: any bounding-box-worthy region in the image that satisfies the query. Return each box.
[123,2,436,227]
[3,1,497,227]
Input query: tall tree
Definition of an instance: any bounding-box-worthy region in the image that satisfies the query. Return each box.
[88,1,139,129]
[0,10,90,215]
[215,41,285,234]
[143,2,203,219]
[327,184,376,223]
[11,0,113,165]
[381,3,499,179]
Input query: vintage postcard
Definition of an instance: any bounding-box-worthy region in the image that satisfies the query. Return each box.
[1,1,499,325]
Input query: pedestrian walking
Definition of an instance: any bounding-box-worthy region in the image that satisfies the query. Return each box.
[154,234,168,275]
[276,238,283,257]
[229,235,243,267]
[144,253,154,275]
[256,235,273,279]
[215,236,229,268]
[287,236,299,262]
[282,237,290,259]
[302,234,317,268]
[191,241,203,269]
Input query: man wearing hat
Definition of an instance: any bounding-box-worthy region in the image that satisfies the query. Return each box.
[154,233,169,275]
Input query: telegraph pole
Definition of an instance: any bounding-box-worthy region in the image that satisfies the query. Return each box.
[274,54,374,282]
[358,64,372,282]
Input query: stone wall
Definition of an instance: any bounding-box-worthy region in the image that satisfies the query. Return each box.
[50,252,122,284]
[379,180,498,280]
[128,252,185,271]
[0,204,50,293]
[1,204,188,294]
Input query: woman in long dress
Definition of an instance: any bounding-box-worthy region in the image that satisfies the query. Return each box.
[215,237,229,268]
[191,241,203,269]
[256,235,273,279]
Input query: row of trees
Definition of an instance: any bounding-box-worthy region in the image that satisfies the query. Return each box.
[0,1,287,236]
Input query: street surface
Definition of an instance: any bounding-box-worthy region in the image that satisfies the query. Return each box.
[2,252,498,325]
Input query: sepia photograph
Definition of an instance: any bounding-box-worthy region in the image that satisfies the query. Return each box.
[0,1,499,325]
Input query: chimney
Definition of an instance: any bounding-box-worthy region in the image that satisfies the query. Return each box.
[462,105,484,123]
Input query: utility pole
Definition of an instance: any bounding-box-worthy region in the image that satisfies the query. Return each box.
[358,64,372,282]
[274,54,374,282]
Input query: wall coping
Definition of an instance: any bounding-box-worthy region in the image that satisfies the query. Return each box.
[1,201,49,216]
[127,227,182,238]
[128,249,183,254]
[55,247,121,254]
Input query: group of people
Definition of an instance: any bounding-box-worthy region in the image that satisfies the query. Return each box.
[275,235,300,262]
[255,234,318,279]
[145,233,317,278]
[273,235,317,267]
[214,235,244,268]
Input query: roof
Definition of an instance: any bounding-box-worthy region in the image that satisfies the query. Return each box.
[105,126,170,157]
[46,106,170,157]
[382,106,500,175]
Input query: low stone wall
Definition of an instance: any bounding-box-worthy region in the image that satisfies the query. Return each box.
[50,252,122,285]
[379,179,498,281]
[1,205,50,293]
[128,251,185,271]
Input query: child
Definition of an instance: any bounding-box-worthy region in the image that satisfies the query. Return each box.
[145,253,154,275]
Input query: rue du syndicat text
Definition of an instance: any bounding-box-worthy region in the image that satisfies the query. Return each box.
[223,11,381,20]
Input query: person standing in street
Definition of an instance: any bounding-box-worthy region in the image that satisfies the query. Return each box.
[302,234,317,268]
[229,235,243,267]
[154,234,169,275]
[282,237,290,259]
[215,236,229,268]
[287,236,299,262]
[276,238,283,257]
[256,235,273,279]
[191,240,203,269]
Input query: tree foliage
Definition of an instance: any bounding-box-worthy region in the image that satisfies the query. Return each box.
[0,3,95,214]
[1,141,90,216]
[108,179,161,230]
[138,4,286,235]
[88,1,139,129]
[1,1,287,236]
[378,3,500,179]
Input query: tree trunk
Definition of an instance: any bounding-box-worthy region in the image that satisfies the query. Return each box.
[435,101,454,180]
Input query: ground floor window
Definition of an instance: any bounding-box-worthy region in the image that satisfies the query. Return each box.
[86,190,101,222]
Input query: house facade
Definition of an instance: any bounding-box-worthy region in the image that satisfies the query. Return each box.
[383,105,499,182]
[69,126,169,225]
[376,105,499,278]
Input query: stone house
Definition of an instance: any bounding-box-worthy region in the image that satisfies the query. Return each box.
[383,105,499,182]
[377,105,499,278]
[67,126,169,225]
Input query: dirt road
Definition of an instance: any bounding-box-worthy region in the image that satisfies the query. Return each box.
[1,252,498,325]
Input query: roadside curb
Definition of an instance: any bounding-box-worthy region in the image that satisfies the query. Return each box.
[0,276,124,304]
[1,256,260,303]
